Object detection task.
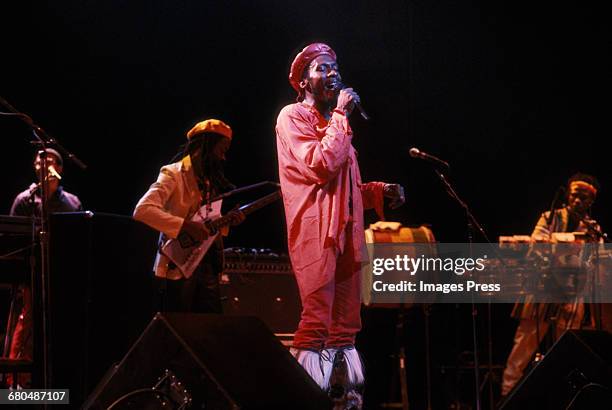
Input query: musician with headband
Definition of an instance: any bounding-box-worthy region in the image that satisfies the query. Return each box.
[501,172,605,397]
[133,119,244,314]
[275,42,405,407]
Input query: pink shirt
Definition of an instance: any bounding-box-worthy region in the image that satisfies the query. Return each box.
[276,102,384,288]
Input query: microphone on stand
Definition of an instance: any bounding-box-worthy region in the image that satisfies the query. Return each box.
[409,147,450,169]
[337,81,370,120]
[545,186,566,227]
[48,165,62,180]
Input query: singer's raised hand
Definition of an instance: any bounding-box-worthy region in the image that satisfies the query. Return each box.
[336,88,360,116]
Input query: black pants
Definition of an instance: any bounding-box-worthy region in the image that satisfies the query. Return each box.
[154,261,222,314]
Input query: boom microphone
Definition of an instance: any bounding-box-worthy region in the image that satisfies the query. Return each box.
[409,147,449,168]
[48,165,62,180]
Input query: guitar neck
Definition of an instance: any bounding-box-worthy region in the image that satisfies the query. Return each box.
[209,191,281,230]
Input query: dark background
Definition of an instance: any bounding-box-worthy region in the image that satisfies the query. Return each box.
[1,0,609,408]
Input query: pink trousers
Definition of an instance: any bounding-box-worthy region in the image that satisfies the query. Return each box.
[293,223,362,350]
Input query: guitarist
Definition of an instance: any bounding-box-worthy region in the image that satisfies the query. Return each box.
[134,119,244,314]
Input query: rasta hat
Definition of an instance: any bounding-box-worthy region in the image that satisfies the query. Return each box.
[186,119,232,140]
[289,43,337,92]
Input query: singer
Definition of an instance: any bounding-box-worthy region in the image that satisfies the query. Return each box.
[275,42,404,408]
[8,148,83,388]
[10,148,82,216]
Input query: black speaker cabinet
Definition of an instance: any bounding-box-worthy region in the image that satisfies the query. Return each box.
[220,271,301,334]
[83,313,331,409]
[48,212,158,405]
[499,330,612,410]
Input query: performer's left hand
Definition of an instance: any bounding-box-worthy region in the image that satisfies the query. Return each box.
[228,208,246,226]
[383,183,405,209]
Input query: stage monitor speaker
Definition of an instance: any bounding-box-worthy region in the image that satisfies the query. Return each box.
[499,329,612,410]
[83,313,331,410]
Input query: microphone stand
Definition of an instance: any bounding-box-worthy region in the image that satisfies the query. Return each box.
[433,168,495,410]
[535,187,565,370]
[569,210,610,331]
[0,96,87,395]
[545,187,565,231]
[589,227,609,331]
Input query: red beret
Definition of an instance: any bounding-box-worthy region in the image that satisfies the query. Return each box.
[289,43,337,92]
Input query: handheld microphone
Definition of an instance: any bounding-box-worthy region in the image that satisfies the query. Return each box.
[337,81,370,120]
[409,147,449,169]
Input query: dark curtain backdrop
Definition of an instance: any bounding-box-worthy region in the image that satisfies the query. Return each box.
[2,1,609,247]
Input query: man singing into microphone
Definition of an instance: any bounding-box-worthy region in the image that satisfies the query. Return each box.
[10,148,82,216]
[7,148,82,387]
[275,43,404,407]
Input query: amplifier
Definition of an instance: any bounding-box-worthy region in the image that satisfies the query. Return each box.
[223,249,293,275]
[221,249,301,337]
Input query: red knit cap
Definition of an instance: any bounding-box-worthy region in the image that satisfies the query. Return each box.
[289,43,337,91]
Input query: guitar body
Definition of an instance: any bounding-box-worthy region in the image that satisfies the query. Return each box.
[161,191,281,278]
[161,230,220,279]
[161,199,222,278]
